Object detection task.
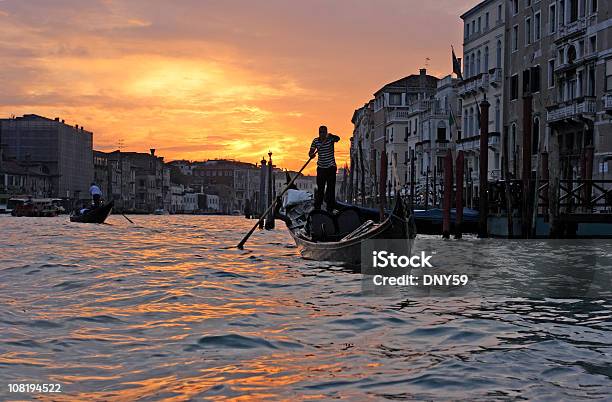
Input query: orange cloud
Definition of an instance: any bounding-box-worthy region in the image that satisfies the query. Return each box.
[0,0,465,173]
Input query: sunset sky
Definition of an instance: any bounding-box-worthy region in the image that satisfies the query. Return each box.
[0,0,470,172]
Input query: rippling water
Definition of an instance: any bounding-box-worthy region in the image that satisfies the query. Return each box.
[1,215,611,400]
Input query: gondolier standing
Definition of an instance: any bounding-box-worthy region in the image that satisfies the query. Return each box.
[89,182,102,207]
[309,125,340,211]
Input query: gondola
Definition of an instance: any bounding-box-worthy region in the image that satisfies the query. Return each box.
[284,196,416,265]
[70,200,114,224]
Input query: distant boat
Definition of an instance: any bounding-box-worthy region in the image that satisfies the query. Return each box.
[70,200,114,224]
[413,208,480,235]
[153,208,169,215]
[284,198,416,265]
[11,198,64,217]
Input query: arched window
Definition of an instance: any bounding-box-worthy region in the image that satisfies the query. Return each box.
[532,118,540,154]
[484,46,489,71]
[469,108,474,135]
[476,50,481,74]
[496,40,502,67]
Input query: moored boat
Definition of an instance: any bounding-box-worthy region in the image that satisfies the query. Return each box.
[70,200,114,223]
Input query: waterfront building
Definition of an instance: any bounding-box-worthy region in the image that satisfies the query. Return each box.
[459,0,506,191]
[371,69,439,198]
[0,114,93,200]
[350,101,375,204]
[193,159,260,214]
[414,75,463,204]
[0,159,53,199]
[119,149,166,213]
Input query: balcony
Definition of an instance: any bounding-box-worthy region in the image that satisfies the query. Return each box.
[458,80,478,97]
[388,110,410,122]
[490,68,502,87]
[604,94,612,112]
[547,97,597,123]
[555,19,587,42]
[488,132,501,149]
[478,73,490,90]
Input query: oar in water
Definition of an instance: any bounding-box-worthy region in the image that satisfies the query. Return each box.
[236,151,317,249]
[122,213,134,224]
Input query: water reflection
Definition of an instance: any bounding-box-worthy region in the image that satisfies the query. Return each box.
[0,215,610,400]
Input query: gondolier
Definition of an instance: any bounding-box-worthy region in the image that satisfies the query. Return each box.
[309,125,340,211]
[89,182,102,207]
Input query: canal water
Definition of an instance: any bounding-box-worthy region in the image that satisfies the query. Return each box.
[1,215,611,400]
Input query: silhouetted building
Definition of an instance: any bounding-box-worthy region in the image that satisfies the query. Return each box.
[0,114,93,200]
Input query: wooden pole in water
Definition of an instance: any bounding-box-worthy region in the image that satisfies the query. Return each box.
[433,166,437,207]
[442,150,452,239]
[259,158,266,228]
[502,125,513,237]
[410,149,416,212]
[478,98,491,238]
[425,167,430,210]
[585,145,594,211]
[379,150,388,221]
[521,94,533,238]
[265,152,275,230]
[455,150,464,239]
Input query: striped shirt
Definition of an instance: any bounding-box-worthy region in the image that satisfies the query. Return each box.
[310,134,340,168]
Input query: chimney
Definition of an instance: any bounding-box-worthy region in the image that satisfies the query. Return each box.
[419,68,427,88]
[54,117,59,121]
[150,148,156,156]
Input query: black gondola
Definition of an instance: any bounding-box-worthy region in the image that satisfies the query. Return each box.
[70,200,114,224]
[284,198,416,265]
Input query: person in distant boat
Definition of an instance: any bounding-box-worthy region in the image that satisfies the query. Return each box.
[309,125,340,212]
[89,182,102,207]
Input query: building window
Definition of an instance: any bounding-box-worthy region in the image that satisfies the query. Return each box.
[532,118,540,155]
[559,0,565,26]
[531,65,541,93]
[511,74,519,100]
[525,17,532,46]
[513,0,519,15]
[485,12,490,29]
[606,59,612,91]
[478,16,482,33]
[495,99,501,132]
[523,69,531,94]
[498,4,503,21]
[484,46,489,71]
[405,127,409,141]
[591,0,597,13]
[497,40,502,67]
[550,3,556,33]
[589,35,597,54]
[548,59,556,87]
[389,93,402,105]
[477,50,481,74]
[534,11,541,41]
[512,25,519,51]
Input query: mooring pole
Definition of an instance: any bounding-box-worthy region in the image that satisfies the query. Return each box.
[478,98,491,238]
[521,94,533,238]
[425,167,430,210]
[265,151,275,230]
[502,125,513,237]
[455,150,464,239]
[410,149,416,212]
[442,150,452,239]
[259,158,267,228]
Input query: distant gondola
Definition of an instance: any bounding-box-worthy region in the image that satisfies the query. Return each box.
[284,197,416,265]
[70,200,114,224]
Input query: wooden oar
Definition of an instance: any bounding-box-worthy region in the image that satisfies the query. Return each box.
[237,151,317,249]
[122,213,134,224]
